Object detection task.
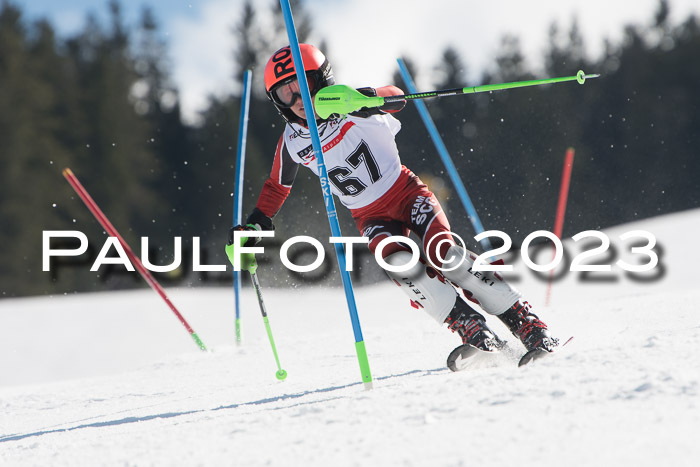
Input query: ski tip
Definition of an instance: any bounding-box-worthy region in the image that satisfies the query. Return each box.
[446,344,497,372]
[447,344,476,372]
[62,167,74,178]
[518,348,549,367]
[518,335,574,367]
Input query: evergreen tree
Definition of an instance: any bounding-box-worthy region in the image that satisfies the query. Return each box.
[133,6,193,241]
[67,2,161,237]
[491,35,531,82]
[3,0,700,296]
[270,0,312,47]
[0,4,81,295]
[232,0,266,87]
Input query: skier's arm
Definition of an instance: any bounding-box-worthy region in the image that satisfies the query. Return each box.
[225,135,299,271]
[254,134,299,222]
[350,86,407,117]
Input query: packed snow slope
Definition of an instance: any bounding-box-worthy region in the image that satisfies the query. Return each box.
[1,209,699,466]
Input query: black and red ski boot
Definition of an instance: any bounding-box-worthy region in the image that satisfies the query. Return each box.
[498,301,558,351]
[445,299,499,351]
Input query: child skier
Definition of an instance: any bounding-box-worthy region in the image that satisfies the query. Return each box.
[226,44,558,356]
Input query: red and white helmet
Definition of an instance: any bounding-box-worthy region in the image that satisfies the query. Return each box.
[264,44,335,125]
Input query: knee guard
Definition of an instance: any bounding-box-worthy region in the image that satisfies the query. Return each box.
[383,250,458,324]
[440,245,521,316]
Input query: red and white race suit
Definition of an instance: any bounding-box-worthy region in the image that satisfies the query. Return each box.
[254,112,453,266]
[253,91,521,320]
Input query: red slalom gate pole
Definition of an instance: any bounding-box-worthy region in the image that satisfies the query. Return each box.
[553,148,575,240]
[545,148,575,306]
[62,168,207,351]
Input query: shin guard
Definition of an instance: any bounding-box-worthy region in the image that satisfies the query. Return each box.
[383,250,458,324]
[440,245,521,316]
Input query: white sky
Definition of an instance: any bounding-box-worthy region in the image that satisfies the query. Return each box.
[17,0,700,124]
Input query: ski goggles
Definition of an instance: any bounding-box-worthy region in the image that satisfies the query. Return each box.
[270,75,317,108]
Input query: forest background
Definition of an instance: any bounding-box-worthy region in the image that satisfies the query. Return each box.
[1,0,698,297]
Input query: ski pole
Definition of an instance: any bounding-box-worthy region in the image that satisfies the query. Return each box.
[249,271,287,381]
[232,69,253,344]
[315,70,600,119]
[62,168,207,351]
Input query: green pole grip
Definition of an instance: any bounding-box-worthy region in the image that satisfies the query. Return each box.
[315,85,385,119]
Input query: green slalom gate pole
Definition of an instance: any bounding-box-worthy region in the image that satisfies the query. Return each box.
[315,70,600,119]
[280,0,373,389]
[250,271,287,381]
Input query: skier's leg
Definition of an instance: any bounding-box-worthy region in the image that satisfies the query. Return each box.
[395,188,520,315]
[357,218,498,350]
[399,187,557,351]
[437,244,557,351]
[435,245,522,316]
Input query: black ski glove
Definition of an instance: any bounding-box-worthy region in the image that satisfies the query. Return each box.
[225,209,274,271]
[246,208,274,232]
[227,208,274,248]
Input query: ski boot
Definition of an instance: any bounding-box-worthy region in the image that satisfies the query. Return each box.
[498,301,558,351]
[445,298,500,351]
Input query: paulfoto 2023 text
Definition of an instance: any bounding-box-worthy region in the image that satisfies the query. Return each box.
[42,229,659,275]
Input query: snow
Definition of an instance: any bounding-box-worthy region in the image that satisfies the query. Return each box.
[1,210,699,466]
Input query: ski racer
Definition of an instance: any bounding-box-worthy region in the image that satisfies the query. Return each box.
[226,43,558,355]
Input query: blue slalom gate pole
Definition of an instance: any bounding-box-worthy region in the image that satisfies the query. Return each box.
[232,69,252,344]
[280,0,373,389]
[396,58,492,251]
